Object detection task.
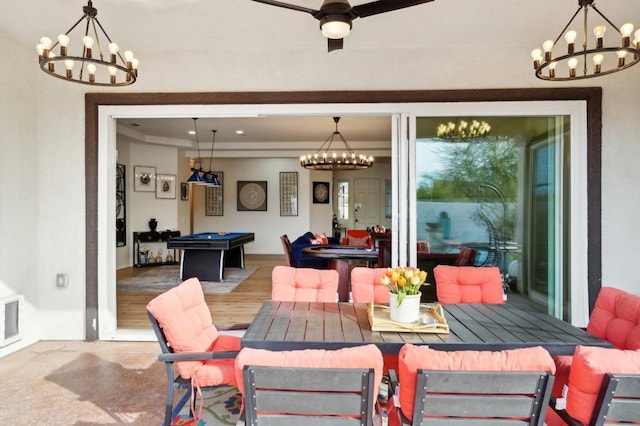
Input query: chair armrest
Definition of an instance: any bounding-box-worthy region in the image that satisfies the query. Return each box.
[216,323,250,331]
[158,350,239,363]
[548,397,582,426]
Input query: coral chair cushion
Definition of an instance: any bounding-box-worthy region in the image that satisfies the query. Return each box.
[271,265,339,302]
[146,277,240,386]
[551,287,640,399]
[350,267,390,304]
[234,344,384,396]
[397,344,556,423]
[433,265,504,303]
[586,287,640,350]
[565,345,640,425]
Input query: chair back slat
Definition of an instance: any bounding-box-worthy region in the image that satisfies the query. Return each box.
[592,373,640,424]
[414,370,553,426]
[243,365,375,426]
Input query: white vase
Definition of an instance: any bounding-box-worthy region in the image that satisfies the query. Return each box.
[389,292,421,323]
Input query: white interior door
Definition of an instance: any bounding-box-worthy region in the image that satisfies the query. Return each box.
[354,179,379,229]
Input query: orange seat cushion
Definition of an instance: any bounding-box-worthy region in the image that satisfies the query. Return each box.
[146,278,240,386]
[551,287,640,399]
[397,343,556,423]
[271,265,339,302]
[587,287,640,350]
[433,265,504,303]
[234,344,384,397]
[350,267,390,304]
[565,345,640,425]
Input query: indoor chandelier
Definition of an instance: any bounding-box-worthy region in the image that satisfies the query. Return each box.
[187,118,222,187]
[436,120,491,141]
[300,117,374,170]
[531,0,640,81]
[36,0,138,86]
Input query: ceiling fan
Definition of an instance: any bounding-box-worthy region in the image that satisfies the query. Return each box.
[249,0,435,52]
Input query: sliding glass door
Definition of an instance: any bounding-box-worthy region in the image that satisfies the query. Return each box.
[412,106,583,321]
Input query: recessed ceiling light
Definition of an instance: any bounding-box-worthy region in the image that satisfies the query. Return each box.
[235,129,245,135]
[130,123,141,127]
[188,130,196,135]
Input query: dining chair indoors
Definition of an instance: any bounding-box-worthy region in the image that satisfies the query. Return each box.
[147,277,241,426]
[235,344,384,425]
[271,265,339,302]
[433,265,504,303]
[280,234,294,266]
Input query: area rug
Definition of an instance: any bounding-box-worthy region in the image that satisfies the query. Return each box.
[172,379,390,425]
[117,265,258,293]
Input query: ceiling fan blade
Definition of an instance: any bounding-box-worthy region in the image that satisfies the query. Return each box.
[249,0,319,16]
[327,38,344,52]
[352,0,434,18]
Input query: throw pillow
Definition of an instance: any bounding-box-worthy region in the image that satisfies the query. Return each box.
[348,235,369,247]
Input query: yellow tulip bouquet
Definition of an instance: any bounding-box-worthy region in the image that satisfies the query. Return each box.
[380,266,428,307]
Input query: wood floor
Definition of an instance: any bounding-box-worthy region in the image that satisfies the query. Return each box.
[116,254,283,329]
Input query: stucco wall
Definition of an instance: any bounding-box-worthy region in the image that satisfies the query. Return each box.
[2,12,640,353]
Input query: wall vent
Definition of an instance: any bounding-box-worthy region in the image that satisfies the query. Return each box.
[0,295,23,347]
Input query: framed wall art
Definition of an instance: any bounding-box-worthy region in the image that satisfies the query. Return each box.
[156,174,176,199]
[180,182,189,201]
[279,172,298,216]
[238,180,267,211]
[313,181,330,204]
[116,163,126,247]
[134,165,156,192]
[205,172,224,216]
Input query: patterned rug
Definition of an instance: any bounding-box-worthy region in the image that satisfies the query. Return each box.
[172,379,390,425]
[117,265,258,293]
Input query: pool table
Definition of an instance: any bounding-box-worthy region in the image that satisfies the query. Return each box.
[167,232,255,282]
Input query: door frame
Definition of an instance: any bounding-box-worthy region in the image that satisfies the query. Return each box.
[85,89,602,340]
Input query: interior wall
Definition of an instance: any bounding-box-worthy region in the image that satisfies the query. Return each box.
[0,31,40,357]
[114,139,179,268]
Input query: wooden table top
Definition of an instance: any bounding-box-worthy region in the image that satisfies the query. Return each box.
[241,301,612,356]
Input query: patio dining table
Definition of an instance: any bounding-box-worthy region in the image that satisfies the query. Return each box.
[241,301,612,356]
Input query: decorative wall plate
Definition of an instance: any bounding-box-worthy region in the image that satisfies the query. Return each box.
[238,181,267,211]
[313,181,330,203]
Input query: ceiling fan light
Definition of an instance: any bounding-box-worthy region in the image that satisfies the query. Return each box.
[321,17,351,39]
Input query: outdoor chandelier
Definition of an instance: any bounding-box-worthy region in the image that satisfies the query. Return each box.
[436,120,491,141]
[300,117,374,171]
[187,118,222,187]
[36,0,138,86]
[531,0,640,81]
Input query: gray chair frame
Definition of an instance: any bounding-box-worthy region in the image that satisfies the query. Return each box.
[552,372,640,425]
[389,368,554,425]
[147,310,241,426]
[243,365,376,426]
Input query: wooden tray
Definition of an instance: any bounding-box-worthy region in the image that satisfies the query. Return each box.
[368,302,450,333]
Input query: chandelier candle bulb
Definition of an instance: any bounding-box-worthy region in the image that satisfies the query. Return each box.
[565,30,577,53]
[621,23,634,47]
[108,43,119,63]
[57,34,69,56]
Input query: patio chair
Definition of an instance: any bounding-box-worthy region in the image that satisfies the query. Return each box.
[433,265,504,303]
[350,267,390,304]
[147,277,241,426]
[271,265,339,302]
[235,344,384,425]
[548,345,640,426]
[549,287,640,404]
[389,344,556,426]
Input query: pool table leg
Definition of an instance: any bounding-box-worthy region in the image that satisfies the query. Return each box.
[180,249,225,282]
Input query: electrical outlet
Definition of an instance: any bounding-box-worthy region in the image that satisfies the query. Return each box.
[56,273,69,288]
